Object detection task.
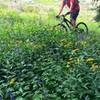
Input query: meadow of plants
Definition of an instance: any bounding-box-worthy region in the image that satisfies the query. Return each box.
[0,1,100,100]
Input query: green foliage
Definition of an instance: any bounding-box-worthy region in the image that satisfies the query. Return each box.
[0,8,100,100]
[94,6,100,22]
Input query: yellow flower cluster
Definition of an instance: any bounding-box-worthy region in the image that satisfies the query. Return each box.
[72,48,79,53]
[77,58,80,64]
[60,39,72,47]
[86,58,94,62]
[90,64,99,71]
[69,57,73,61]
[8,78,16,85]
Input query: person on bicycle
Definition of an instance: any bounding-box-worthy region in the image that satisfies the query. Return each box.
[56,0,80,27]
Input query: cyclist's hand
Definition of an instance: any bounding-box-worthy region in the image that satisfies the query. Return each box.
[65,12,70,16]
[67,12,70,14]
[56,15,60,18]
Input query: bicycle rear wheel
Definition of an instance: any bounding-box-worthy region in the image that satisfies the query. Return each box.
[75,22,88,40]
[76,22,88,34]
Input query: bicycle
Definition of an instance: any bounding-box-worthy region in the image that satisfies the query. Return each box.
[53,14,88,40]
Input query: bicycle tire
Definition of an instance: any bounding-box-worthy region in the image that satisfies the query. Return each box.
[53,24,67,32]
[75,22,89,41]
[76,22,88,34]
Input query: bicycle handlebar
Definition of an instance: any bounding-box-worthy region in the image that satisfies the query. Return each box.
[56,12,70,19]
[55,15,65,20]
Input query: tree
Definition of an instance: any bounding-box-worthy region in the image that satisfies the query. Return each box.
[92,0,100,22]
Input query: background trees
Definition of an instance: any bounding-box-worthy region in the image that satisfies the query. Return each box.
[92,0,100,22]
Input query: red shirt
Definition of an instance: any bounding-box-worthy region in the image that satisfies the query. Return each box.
[63,0,80,12]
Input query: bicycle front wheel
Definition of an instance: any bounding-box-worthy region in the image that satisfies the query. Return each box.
[53,24,67,32]
[76,22,88,34]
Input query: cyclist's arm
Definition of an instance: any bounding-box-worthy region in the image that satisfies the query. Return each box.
[57,0,65,16]
[69,0,75,12]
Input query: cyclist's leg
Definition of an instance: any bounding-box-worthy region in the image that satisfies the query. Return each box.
[70,18,76,27]
[70,10,80,27]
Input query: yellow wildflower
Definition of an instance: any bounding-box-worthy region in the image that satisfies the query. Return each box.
[77,58,80,64]
[90,64,98,71]
[60,39,67,45]
[86,58,94,62]
[72,48,79,53]
[9,78,16,85]
[80,41,87,47]
[60,39,66,43]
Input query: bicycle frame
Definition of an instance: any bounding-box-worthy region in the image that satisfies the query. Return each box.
[54,15,73,31]
[61,15,73,27]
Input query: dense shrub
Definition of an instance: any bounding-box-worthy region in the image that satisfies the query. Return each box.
[0,37,100,100]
